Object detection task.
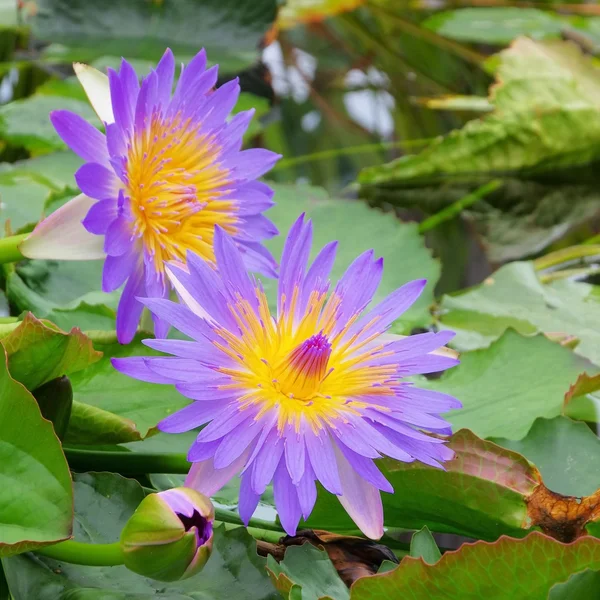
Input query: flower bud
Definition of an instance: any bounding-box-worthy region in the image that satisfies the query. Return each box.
[120,488,214,581]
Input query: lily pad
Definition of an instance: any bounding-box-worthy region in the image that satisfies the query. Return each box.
[69,334,190,437]
[424,329,593,440]
[492,417,600,497]
[267,543,349,600]
[409,527,441,565]
[307,429,539,541]
[5,260,118,332]
[28,0,278,72]
[424,8,565,45]
[350,533,600,600]
[438,261,600,367]
[2,472,279,599]
[265,184,440,329]
[0,347,73,557]
[0,312,101,390]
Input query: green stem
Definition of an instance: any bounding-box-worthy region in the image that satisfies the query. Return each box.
[539,266,600,283]
[0,234,27,264]
[534,244,600,271]
[418,180,503,234]
[36,540,124,566]
[214,507,282,533]
[219,522,284,544]
[273,139,432,171]
[64,448,190,474]
[583,233,600,245]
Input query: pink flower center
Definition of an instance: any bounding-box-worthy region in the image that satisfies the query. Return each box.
[275,332,332,400]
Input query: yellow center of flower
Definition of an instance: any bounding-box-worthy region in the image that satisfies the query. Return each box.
[126,112,238,273]
[214,287,397,433]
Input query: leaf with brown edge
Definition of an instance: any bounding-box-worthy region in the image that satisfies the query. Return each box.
[526,483,600,543]
[0,313,102,391]
[564,372,600,405]
[306,429,541,541]
[350,533,600,600]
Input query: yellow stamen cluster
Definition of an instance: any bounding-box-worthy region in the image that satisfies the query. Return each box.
[126,112,238,273]
[214,286,397,433]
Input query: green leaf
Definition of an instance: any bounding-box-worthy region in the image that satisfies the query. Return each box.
[409,527,441,565]
[423,329,592,440]
[0,347,73,557]
[359,39,600,220]
[0,312,102,390]
[65,401,142,446]
[69,333,189,437]
[3,472,279,599]
[6,261,118,332]
[549,570,600,600]
[438,262,600,367]
[368,179,600,263]
[267,544,349,600]
[28,0,277,72]
[424,8,564,45]
[307,429,538,541]
[492,417,600,498]
[264,184,439,329]
[350,533,600,600]
[10,151,82,192]
[32,376,73,441]
[0,165,57,232]
[0,95,97,154]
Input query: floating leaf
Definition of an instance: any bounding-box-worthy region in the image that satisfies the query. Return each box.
[307,429,539,540]
[493,417,600,498]
[350,533,600,600]
[264,184,439,329]
[69,333,189,438]
[267,543,349,600]
[28,0,278,72]
[0,347,72,557]
[409,527,441,565]
[438,262,600,367]
[3,473,279,599]
[6,260,117,332]
[424,8,565,45]
[0,95,96,154]
[65,401,142,446]
[425,329,591,440]
[549,570,600,600]
[0,312,101,390]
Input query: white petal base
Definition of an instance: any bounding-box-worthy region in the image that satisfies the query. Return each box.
[73,62,114,125]
[20,194,106,261]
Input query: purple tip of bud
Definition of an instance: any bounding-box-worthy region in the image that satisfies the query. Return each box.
[178,510,213,546]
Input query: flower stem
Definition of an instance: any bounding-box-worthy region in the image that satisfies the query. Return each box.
[533,244,600,271]
[418,179,503,234]
[35,540,124,566]
[214,507,282,533]
[64,447,190,474]
[0,234,27,264]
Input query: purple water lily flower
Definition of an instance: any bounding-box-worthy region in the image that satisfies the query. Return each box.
[21,49,280,344]
[113,215,461,539]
